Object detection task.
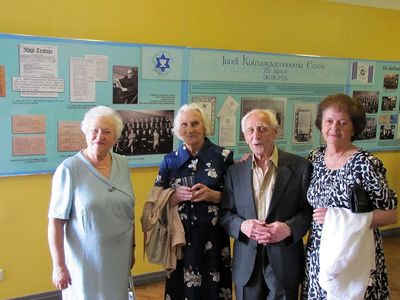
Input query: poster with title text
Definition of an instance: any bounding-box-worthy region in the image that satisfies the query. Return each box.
[187,49,400,158]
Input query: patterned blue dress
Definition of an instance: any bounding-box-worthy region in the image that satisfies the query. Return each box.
[155,138,234,300]
[301,147,397,300]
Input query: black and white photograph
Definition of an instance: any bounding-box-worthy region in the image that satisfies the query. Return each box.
[381,96,397,111]
[292,103,316,144]
[240,97,286,140]
[113,65,138,104]
[356,117,377,141]
[353,90,379,113]
[379,124,395,140]
[383,73,399,90]
[113,109,174,155]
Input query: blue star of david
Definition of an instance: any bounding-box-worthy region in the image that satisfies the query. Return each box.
[155,53,171,73]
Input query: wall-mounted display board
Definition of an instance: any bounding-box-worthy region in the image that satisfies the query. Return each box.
[0,33,185,176]
[1,33,399,176]
[187,49,400,158]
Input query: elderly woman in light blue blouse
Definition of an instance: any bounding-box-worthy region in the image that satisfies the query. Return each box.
[48,106,135,300]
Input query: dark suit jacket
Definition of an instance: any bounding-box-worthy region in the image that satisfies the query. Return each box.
[219,149,312,288]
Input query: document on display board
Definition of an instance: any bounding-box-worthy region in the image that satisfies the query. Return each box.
[18,44,60,97]
[70,57,96,102]
[85,54,108,82]
[219,114,236,147]
[12,115,46,134]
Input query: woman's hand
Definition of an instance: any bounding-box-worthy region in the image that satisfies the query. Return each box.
[48,218,71,290]
[52,265,72,290]
[191,183,221,203]
[313,207,328,224]
[169,186,193,206]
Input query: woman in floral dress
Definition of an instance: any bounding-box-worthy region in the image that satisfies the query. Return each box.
[301,94,398,300]
[154,103,234,300]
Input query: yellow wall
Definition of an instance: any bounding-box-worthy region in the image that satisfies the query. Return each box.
[1,0,399,298]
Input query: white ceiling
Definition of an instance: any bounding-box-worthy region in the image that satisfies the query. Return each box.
[328,0,400,10]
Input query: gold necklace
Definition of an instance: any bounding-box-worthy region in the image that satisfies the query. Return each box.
[95,164,111,170]
[84,150,112,170]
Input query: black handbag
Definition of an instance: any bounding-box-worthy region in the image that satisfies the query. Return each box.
[350,187,374,213]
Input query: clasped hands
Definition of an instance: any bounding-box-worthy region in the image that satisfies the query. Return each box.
[169,184,220,206]
[240,219,291,244]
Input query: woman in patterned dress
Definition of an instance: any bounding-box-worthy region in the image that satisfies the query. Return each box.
[301,94,398,300]
[154,103,234,300]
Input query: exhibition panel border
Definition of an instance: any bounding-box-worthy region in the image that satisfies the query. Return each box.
[0,33,398,176]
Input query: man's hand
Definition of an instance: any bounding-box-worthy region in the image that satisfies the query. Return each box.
[240,219,291,244]
[258,222,291,244]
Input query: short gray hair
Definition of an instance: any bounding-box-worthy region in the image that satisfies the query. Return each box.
[173,103,211,140]
[241,109,278,133]
[81,106,123,139]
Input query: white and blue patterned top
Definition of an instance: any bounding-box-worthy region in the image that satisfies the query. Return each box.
[302,147,397,300]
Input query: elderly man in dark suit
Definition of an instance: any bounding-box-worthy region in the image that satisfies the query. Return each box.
[220,109,312,300]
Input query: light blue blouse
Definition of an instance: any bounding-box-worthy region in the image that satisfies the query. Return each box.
[48,151,134,300]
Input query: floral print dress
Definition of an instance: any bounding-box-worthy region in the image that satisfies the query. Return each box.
[155,138,234,300]
[301,147,397,300]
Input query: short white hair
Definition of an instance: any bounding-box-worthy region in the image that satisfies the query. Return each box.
[173,103,211,140]
[81,106,123,139]
[241,109,278,133]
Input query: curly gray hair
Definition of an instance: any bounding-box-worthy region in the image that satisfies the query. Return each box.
[81,106,123,140]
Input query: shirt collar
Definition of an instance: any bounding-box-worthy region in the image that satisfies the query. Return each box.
[175,138,213,168]
[251,145,278,169]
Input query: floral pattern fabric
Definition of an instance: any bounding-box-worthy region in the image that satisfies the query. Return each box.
[301,147,397,300]
[155,138,234,300]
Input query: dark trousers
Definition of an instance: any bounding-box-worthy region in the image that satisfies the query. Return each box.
[235,245,299,300]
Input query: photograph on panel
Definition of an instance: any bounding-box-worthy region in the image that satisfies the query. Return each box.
[381,96,397,112]
[112,65,138,104]
[383,73,399,90]
[356,117,377,141]
[292,103,317,144]
[240,97,286,140]
[378,114,397,140]
[353,91,379,114]
[114,109,174,155]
